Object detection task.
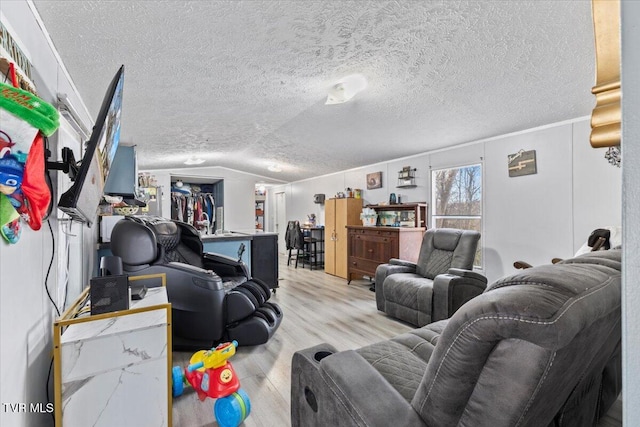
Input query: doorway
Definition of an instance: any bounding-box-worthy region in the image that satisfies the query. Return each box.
[275,192,286,254]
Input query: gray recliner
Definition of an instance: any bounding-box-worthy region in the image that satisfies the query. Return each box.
[292,249,622,427]
[375,228,487,327]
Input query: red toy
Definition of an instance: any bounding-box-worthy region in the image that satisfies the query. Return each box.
[173,340,250,427]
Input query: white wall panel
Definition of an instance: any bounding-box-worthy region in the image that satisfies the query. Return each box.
[483,124,574,282]
[571,120,622,251]
[621,2,640,422]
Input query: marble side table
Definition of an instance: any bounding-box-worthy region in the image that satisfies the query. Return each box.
[53,278,172,427]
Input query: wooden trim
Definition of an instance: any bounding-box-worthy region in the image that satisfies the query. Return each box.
[55,304,169,328]
[58,287,89,321]
[590,0,621,148]
[167,304,173,427]
[53,322,62,427]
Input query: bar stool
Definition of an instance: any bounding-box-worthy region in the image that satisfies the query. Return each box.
[287,247,304,268]
[302,228,325,270]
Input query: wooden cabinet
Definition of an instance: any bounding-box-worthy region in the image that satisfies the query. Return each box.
[325,198,363,279]
[347,226,425,283]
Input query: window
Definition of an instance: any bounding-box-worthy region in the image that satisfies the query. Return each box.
[431,163,482,267]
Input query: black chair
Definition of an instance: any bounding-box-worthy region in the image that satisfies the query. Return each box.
[110,216,282,349]
[285,220,304,268]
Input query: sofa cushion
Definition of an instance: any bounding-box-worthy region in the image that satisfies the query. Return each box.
[356,322,446,402]
[423,248,453,279]
[383,273,433,311]
[383,273,434,325]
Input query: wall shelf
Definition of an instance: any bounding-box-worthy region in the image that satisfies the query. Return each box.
[397,166,417,188]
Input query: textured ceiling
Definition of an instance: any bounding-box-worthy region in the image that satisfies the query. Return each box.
[33,0,595,183]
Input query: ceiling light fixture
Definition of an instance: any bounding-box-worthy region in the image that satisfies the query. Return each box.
[268,164,282,172]
[325,74,368,105]
[184,157,206,165]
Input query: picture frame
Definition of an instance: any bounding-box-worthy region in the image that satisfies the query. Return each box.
[508,149,537,177]
[367,171,383,189]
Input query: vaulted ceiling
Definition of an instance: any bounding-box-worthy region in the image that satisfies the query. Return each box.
[33,1,595,183]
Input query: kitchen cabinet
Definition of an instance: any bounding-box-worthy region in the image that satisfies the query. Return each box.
[346,226,425,283]
[324,198,362,279]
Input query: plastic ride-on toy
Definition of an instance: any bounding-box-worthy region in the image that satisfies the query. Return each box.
[172,340,250,427]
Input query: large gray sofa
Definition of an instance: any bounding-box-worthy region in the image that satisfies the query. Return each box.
[292,249,622,427]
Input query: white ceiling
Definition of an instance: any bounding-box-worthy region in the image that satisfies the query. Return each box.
[33,0,595,183]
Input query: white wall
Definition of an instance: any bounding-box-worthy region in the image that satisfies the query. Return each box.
[273,118,622,283]
[483,124,575,280]
[1,2,97,427]
[621,1,640,423]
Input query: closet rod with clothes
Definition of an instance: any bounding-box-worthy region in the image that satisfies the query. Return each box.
[171,192,216,230]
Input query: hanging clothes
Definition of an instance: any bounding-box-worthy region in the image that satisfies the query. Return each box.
[170,190,215,228]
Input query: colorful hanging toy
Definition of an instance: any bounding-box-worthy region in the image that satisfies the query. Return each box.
[172,341,251,427]
[0,77,60,243]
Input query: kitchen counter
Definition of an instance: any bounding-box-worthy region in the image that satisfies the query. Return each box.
[200,229,278,241]
[201,230,279,289]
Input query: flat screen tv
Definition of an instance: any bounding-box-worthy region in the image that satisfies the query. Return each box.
[58,65,124,226]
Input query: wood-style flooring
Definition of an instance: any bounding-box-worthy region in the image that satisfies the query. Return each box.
[171,259,412,426]
[171,258,622,427]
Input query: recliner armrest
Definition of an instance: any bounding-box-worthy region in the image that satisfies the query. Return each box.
[447,268,488,284]
[292,347,426,427]
[374,262,417,311]
[203,252,250,280]
[389,258,418,269]
[431,270,488,322]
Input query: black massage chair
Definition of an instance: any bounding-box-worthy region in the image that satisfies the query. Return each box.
[110,216,282,350]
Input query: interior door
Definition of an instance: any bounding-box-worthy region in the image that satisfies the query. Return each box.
[334,199,349,278]
[275,192,286,254]
[324,198,336,275]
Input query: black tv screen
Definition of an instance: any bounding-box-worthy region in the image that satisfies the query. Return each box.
[58,65,124,226]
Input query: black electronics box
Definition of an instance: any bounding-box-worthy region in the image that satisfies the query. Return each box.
[313,194,326,204]
[90,275,129,315]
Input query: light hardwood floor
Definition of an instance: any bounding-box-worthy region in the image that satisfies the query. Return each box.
[171,258,622,427]
[171,259,413,427]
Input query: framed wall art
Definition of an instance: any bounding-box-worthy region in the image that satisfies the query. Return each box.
[508,149,537,177]
[367,171,382,189]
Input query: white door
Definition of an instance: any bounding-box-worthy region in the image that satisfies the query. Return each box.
[275,192,286,254]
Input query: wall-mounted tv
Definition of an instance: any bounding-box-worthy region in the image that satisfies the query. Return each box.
[57,65,124,226]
